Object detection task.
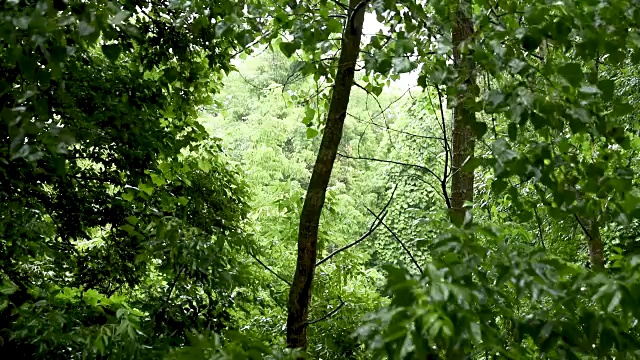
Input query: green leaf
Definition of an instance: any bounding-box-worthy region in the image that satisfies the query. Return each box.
[163,67,180,82]
[116,308,127,319]
[125,216,138,225]
[579,85,599,94]
[120,224,135,233]
[612,102,633,117]
[392,57,414,74]
[508,122,517,141]
[138,183,154,195]
[469,322,482,343]
[522,34,541,52]
[102,44,121,62]
[607,291,621,312]
[1,279,18,295]
[492,179,508,195]
[306,128,319,139]
[122,191,134,202]
[78,21,95,36]
[559,63,583,87]
[470,121,488,138]
[302,107,315,125]
[461,156,483,173]
[150,173,165,186]
[109,10,131,26]
[278,41,299,58]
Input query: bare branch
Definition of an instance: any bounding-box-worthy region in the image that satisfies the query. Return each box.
[249,252,292,286]
[365,207,423,275]
[534,206,546,249]
[316,185,398,267]
[574,214,593,242]
[337,152,442,183]
[307,297,346,325]
[435,86,452,209]
[232,31,273,58]
[164,266,184,306]
[347,112,444,141]
[328,0,349,10]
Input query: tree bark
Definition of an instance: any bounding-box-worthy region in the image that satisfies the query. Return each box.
[450,0,476,223]
[286,0,366,350]
[585,217,605,270]
[574,190,605,271]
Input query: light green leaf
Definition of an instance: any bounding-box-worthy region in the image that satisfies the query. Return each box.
[109,10,131,26]
[122,191,134,202]
[607,291,621,312]
[306,128,319,139]
[138,183,154,195]
[150,173,166,186]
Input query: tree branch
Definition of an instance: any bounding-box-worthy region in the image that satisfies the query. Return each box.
[307,297,346,325]
[249,252,292,286]
[534,206,546,249]
[316,185,398,267]
[365,206,423,274]
[347,112,444,141]
[164,266,184,306]
[337,153,442,183]
[574,214,593,242]
[435,85,452,209]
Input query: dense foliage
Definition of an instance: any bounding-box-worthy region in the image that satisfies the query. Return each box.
[5,0,640,359]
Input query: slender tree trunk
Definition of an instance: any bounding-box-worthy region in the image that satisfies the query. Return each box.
[585,217,605,270]
[286,0,366,350]
[450,0,476,222]
[575,192,605,271]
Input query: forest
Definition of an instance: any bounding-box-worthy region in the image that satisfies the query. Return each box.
[3,0,640,359]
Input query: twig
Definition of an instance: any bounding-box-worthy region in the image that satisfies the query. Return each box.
[249,252,292,286]
[307,297,346,325]
[485,72,497,139]
[316,185,398,267]
[337,153,442,183]
[574,214,593,242]
[231,31,273,58]
[315,212,386,267]
[164,266,184,306]
[365,206,423,274]
[435,85,452,209]
[347,112,444,141]
[533,206,546,249]
[328,0,348,10]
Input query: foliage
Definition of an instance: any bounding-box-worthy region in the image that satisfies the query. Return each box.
[0,0,269,357]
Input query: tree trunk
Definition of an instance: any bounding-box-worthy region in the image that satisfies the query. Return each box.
[586,217,605,270]
[450,0,476,223]
[286,0,366,350]
[575,189,605,271]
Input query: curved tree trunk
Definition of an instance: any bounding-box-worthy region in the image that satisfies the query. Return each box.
[450,0,476,223]
[286,0,367,350]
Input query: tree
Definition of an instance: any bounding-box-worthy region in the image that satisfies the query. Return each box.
[286,0,368,350]
[450,0,477,222]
